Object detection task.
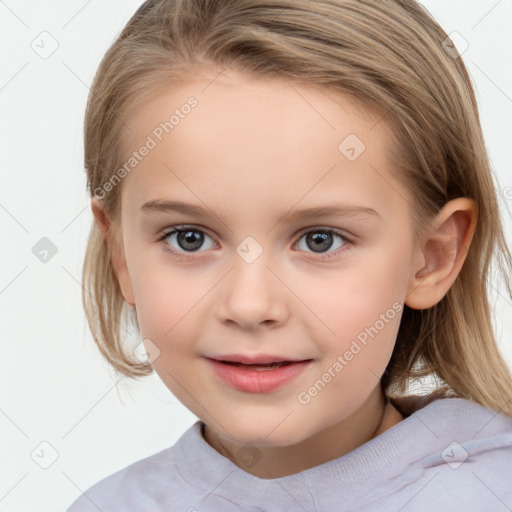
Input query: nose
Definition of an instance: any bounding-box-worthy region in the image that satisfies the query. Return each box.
[216,255,290,330]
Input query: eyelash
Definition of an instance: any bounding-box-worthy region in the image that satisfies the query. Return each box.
[156,224,353,262]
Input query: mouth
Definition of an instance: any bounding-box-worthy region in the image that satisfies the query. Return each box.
[205,356,313,392]
[208,353,312,365]
[216,360,302,370]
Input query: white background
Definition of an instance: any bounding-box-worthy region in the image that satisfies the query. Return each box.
[1,1,511,510]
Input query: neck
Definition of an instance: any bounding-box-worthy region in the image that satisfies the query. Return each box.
[203,386,404,479]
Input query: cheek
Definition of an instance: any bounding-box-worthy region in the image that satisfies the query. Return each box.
[128,258,202,346]
[300,285,402,420]
[300,252,408,343]
[294,248,409,395]
[132,270,204,400]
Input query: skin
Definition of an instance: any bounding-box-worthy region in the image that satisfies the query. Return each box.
[92,68,477,479]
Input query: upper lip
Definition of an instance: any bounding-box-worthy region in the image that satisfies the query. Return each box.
[207,354,312,364]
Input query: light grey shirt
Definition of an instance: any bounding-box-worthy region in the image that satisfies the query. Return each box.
[66,397,512,511]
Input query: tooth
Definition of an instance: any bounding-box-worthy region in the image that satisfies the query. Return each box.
[243,362,286,369]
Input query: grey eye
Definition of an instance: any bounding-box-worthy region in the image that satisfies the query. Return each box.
[296,230,348,254]
[164,228,216,253]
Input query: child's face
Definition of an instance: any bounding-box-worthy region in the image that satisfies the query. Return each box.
[113,69,423,446]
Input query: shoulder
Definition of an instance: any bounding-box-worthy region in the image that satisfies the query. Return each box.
[65,422,201,512]
[371,396,512,511]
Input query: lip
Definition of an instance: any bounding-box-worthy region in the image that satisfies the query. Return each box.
[205,357,312,393]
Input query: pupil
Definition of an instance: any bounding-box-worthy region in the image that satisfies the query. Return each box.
[307,232,332,253]
[178,230,203,251]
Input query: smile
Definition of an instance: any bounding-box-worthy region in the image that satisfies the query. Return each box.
[205,358,312,393]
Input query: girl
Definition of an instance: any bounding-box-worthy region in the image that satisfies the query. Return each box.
[67,0,512,510]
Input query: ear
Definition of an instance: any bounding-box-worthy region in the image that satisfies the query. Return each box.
[405,197,477,310]
[91,197,136,306]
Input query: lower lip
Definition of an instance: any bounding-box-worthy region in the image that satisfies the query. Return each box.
[206,359,311,393]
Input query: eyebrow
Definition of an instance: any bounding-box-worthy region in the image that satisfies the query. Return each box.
[140,199,380,223]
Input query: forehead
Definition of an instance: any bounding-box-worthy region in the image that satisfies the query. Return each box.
[118,70,410,222]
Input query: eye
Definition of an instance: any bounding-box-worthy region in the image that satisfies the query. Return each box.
[295,228,351,260]
[156,225,352,262]
[157,225,217,260]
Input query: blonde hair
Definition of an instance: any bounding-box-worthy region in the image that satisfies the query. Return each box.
[82,0,512,416]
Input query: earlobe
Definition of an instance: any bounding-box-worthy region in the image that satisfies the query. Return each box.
[90,197,136,306]
[405,198,477,310]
